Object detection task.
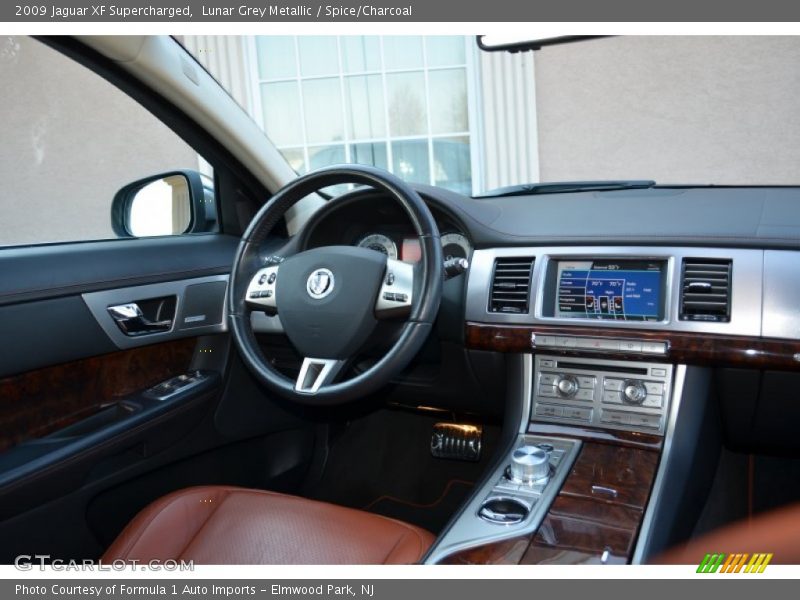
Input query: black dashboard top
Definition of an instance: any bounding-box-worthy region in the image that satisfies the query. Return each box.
[409,184,800,250]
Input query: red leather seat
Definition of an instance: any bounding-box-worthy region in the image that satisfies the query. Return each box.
[102,486,435,565]
[656,502,800,564]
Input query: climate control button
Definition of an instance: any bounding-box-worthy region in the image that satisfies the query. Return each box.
[622,380,648,405]
[555,375,579,398]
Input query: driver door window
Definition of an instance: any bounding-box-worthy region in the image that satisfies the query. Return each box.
[0,36,212,248]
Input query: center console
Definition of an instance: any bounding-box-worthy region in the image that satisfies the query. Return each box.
[425,246,746,564]
[425,433,581,564]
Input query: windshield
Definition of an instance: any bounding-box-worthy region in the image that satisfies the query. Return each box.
[183,35,800,195]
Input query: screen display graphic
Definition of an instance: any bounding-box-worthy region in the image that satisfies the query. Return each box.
[556,260,663,321]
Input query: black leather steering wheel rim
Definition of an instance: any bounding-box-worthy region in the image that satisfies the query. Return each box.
[227,164,443,405]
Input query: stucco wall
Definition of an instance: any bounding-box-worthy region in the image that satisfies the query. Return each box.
[533,36,800,185]
[0,36,199,247]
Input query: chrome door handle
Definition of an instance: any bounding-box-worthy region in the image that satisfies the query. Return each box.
[107,303,172,336]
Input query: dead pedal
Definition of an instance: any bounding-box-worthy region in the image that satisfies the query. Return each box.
[431,423,482,461]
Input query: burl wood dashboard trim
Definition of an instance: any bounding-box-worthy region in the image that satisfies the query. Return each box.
[466,321,800,370]
[441,441,660,565]
[0,338,196,452]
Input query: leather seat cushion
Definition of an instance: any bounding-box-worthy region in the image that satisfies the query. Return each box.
[102,486,435,565]
[656,502,800,564]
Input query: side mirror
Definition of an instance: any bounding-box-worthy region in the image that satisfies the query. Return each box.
[111,170,217,238]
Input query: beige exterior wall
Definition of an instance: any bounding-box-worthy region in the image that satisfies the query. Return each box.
[0,36,199,247]
[533,36,800,185]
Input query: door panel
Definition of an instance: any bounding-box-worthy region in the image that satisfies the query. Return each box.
[0,36,315,564]
[0,235,238,306]
[0,337,196,453]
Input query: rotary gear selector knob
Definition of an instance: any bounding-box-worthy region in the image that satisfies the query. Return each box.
[555,375,579,398]
[623,379,647,405]
[508,445,550,484]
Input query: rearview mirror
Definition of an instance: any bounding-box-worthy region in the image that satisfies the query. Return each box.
[477,35,610,53]
[111,170,216,238]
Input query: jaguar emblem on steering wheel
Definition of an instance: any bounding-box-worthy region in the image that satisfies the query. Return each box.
[306,268,335,299]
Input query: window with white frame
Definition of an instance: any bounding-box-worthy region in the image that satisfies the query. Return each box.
[250,35,475,195]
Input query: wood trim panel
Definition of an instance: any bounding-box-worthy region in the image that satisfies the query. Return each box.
[439,441,660,565]
[521,495,641,565]
[466,321,800,370]
[558,443,658,509]
[0,338,196,452]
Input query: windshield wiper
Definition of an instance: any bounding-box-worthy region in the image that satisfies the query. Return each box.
[476,180,656,198]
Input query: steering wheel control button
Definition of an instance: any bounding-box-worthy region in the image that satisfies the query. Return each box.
[267,272,277,284]
[375,258,414,317]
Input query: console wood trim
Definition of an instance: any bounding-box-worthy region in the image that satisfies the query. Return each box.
[466,321,800,370]
[439,440,660,565]
[0,338,196,452]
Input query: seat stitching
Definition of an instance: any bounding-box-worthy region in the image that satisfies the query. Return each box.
[382,525,428,563]
[381,532,408,564]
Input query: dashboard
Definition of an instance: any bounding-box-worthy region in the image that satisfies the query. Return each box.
[301,191,473,263]
[307,184,800,565]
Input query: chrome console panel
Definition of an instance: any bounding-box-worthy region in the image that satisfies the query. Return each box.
[425,432,581,564]
[466,246,764,337]
[532,354,673,435]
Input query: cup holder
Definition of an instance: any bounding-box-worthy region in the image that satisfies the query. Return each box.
[478,497,529,525]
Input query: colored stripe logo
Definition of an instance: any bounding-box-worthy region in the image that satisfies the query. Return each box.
[697,553,773,573]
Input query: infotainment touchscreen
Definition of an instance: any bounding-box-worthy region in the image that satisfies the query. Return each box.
[555,260,664,321]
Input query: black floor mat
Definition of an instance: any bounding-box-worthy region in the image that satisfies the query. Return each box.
[363,479,475,533]
[309,408,500,534]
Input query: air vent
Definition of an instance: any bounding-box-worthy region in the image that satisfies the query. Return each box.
[679,258,732,322]
[489,257,535,314]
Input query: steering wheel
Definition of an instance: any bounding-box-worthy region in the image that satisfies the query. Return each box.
[227,165,443,405]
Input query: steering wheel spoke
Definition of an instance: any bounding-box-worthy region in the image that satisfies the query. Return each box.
[245,264,280,313]
[295,357,347,394]
[374,258,414,319]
